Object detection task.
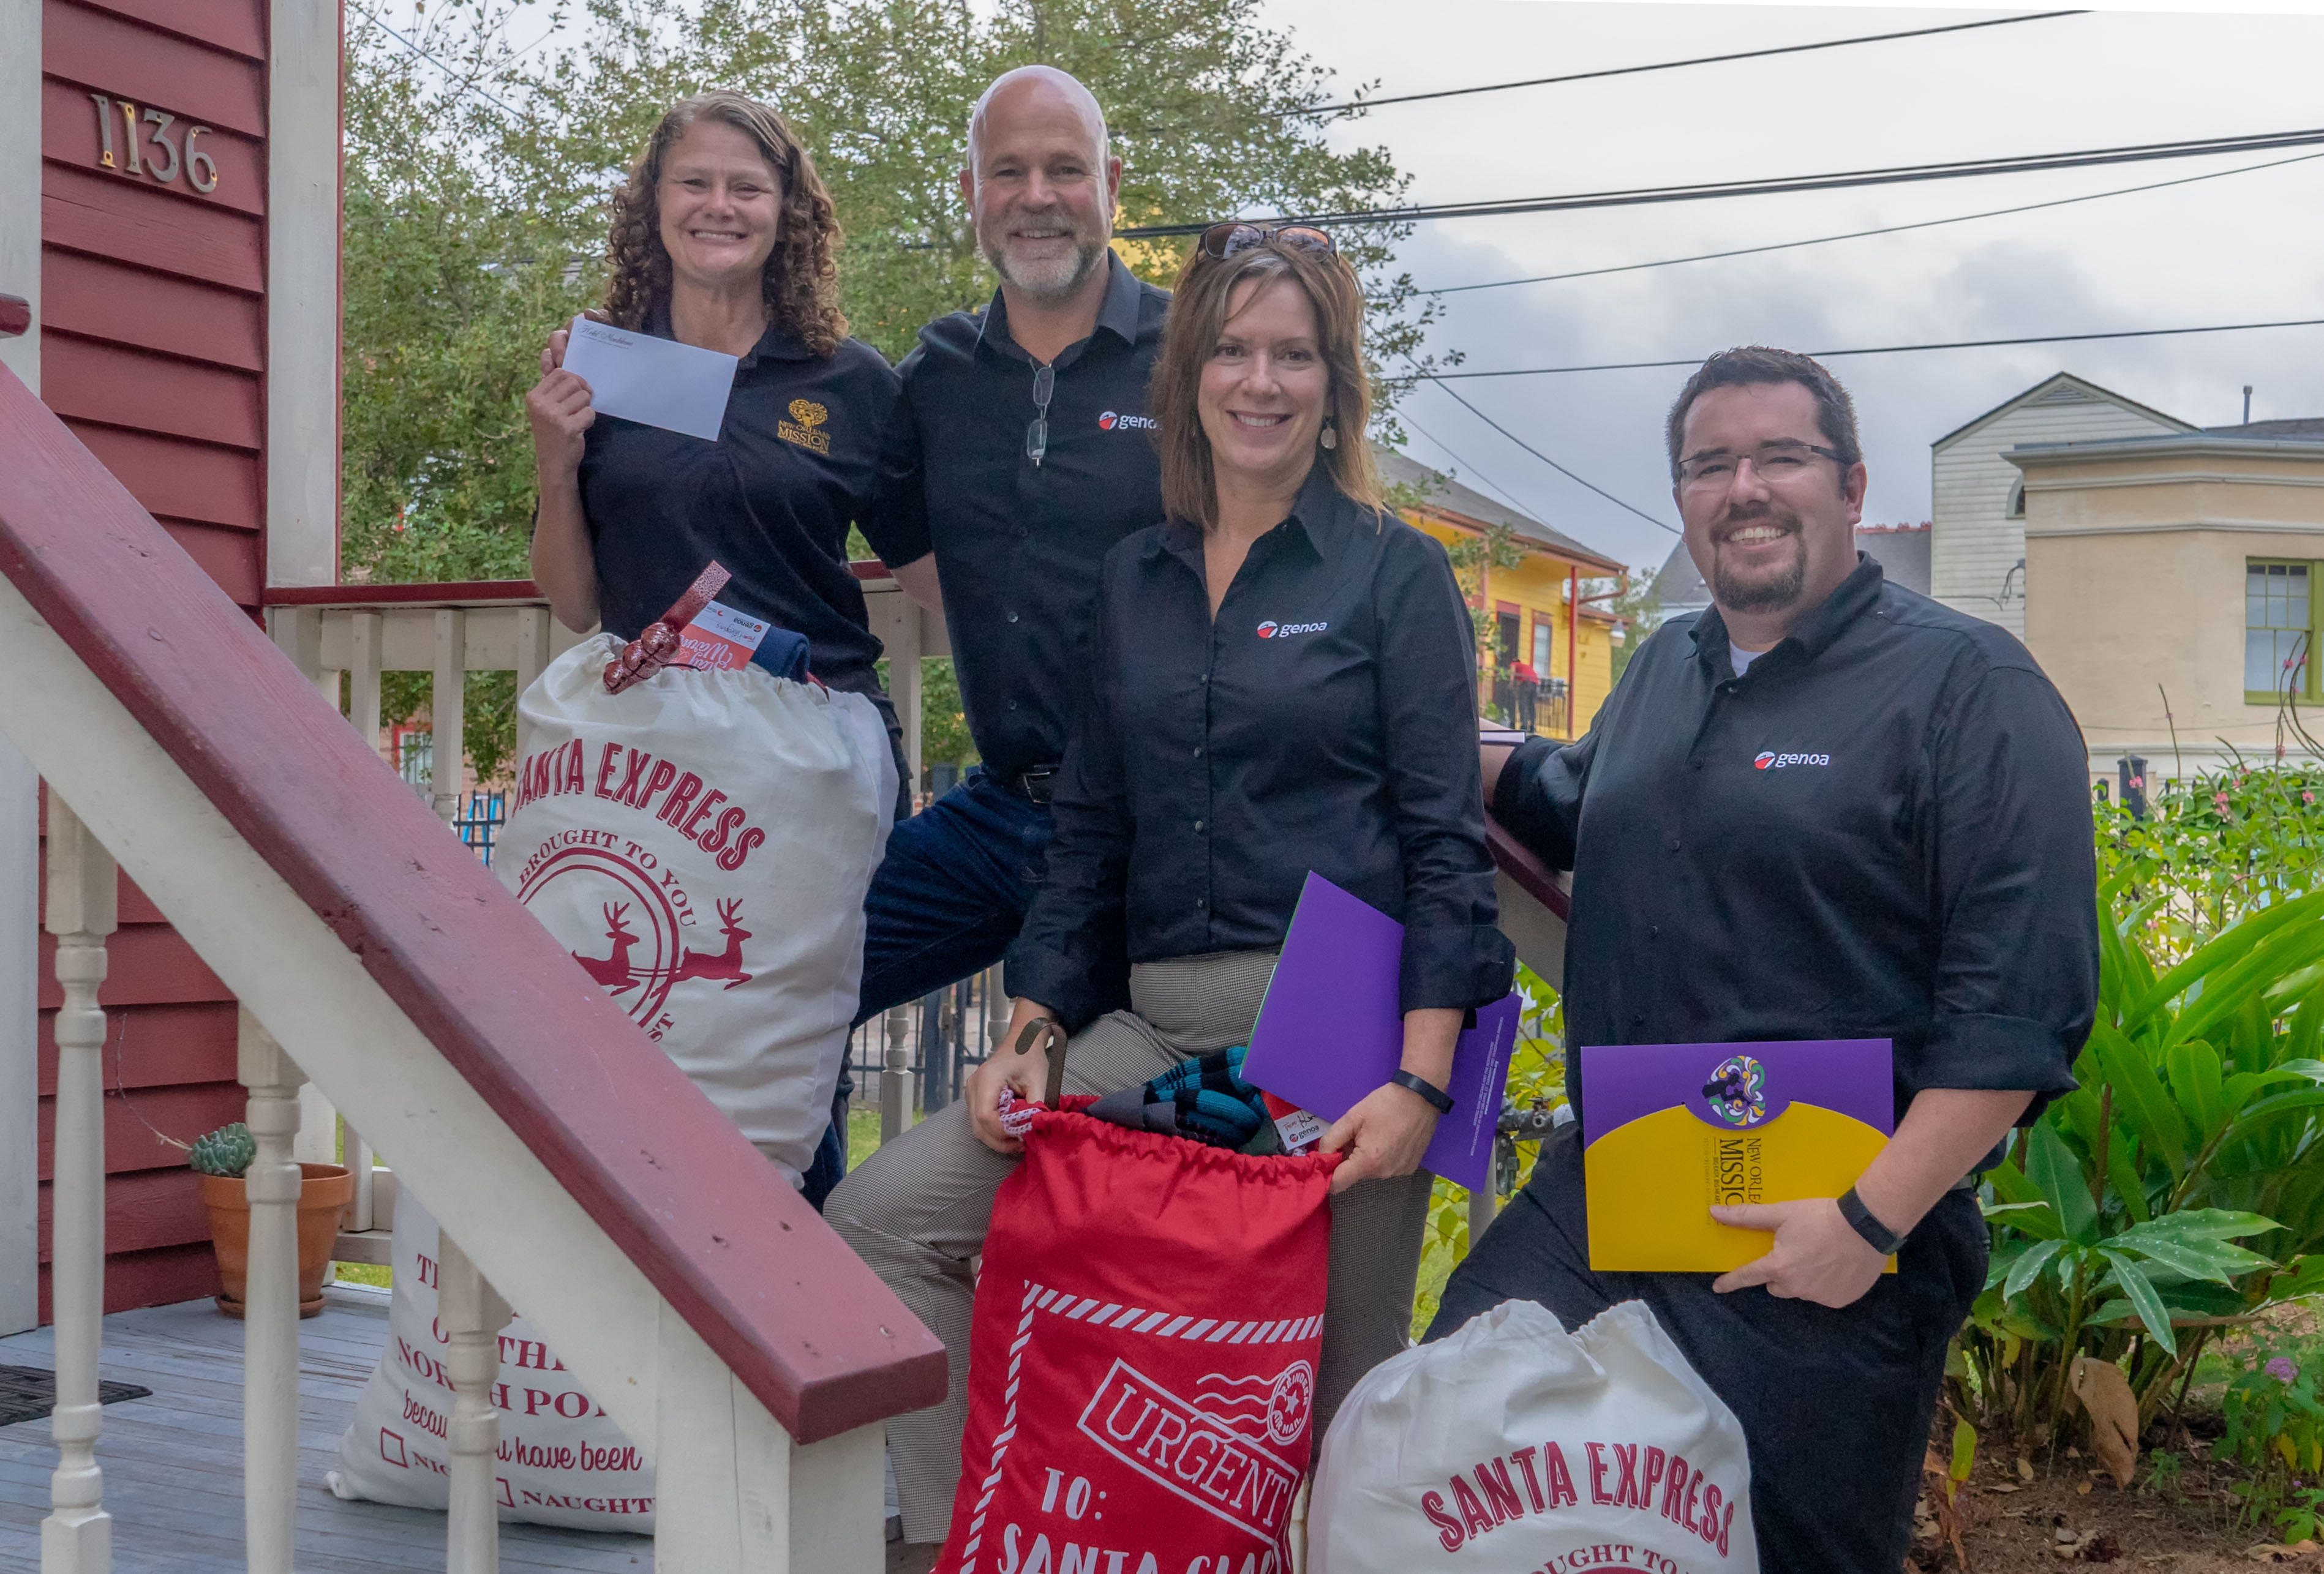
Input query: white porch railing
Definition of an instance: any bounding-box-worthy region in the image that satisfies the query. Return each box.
[1,352,944,1572]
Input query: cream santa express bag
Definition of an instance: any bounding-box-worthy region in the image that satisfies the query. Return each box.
[328,1193,656,1532]
[1310,1299,1759,1574]
[497,632,895,1185]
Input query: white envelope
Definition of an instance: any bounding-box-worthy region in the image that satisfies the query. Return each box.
[562,315,738,442]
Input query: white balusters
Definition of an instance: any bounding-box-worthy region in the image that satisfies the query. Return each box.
[348,609,384,769]
[431,608,467,823]
[513,605,551,697]
[42,796,115,1574]
[237,1009,304,1574]
[345,1123,375,1234]
[881,1002,911,1142]
[438,1232,511,1574]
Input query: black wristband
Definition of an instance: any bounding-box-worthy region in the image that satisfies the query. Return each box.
[1388,1069,1454,1114]
[1838,1186,1906,1256]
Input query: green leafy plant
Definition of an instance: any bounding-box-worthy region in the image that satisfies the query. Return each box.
[2279,1483,2324,1546]
[1412,964,1566,1338]
[1964,770,2324,1445]
[188,1123,256,1179]
[2097,763,2324,963]
[2218,1342,2324,1537]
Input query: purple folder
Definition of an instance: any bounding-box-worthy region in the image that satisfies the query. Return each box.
[1243,873,1520,1192]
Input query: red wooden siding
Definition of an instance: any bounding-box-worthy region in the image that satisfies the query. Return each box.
[37,0,271,1319]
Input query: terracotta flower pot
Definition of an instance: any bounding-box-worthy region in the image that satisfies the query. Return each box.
[198,1162,355,1319]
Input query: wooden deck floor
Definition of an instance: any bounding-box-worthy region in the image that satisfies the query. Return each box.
[0,1286,652,1573]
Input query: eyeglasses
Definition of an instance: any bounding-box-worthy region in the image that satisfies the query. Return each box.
[1198,222,1337,260]
[1026,362,1055,468]
[1675,440,1843,492]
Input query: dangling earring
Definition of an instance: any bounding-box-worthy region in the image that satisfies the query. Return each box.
[1320,419,1338,451]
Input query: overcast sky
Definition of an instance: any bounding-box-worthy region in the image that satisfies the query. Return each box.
[1254,2,2324,575]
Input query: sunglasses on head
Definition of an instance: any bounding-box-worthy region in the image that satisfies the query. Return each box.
[1198,222,1337,260]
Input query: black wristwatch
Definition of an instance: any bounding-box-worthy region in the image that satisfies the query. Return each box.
[1388,1070,1455,1114]
[1838,1186,1906,1256]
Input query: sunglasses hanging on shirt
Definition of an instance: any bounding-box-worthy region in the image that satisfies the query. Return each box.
[1026,362,1055,468]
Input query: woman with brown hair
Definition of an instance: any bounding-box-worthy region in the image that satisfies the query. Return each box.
[524,89,920,811]
[829,223,1511,1545]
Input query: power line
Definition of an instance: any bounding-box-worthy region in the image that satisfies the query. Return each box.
[1424,147,2324,297]
[1423,316,2324,381]
[1391,409,1546,521]
[1290,11,2083,118]
[1115,125,2324,238]
[350,5,526,119]
[1414,367,1680,536]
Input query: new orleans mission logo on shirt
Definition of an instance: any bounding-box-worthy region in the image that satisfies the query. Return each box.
[779,399,831,454]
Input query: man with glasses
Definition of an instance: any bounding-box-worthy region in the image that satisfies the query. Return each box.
[1434,347,2097,1572]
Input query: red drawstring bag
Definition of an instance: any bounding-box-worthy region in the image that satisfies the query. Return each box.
[936,1094,1339,1574]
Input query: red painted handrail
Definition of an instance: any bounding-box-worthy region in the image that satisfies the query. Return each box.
[0,366,945,1442]
[1486,812,1571,921]
[263,580,545,606]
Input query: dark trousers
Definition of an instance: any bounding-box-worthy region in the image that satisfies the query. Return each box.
[800,766,1062,1209]
[1427,1125,1987,1574]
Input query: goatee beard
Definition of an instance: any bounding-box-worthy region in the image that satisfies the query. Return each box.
[1712,549,1805,614]
[988,234,1107,303]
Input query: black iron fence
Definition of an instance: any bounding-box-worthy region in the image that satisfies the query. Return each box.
[842,969,1002,1120]
[452,790,508,866]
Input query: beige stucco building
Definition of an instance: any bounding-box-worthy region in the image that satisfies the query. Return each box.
[2010,425,2324,784]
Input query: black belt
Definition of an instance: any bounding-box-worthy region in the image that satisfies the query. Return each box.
[1018,765,1060,804]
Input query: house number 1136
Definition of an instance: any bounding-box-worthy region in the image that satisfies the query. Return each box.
[88,94,219,195]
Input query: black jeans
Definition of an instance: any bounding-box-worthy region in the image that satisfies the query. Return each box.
[1428,1125,1987,1574]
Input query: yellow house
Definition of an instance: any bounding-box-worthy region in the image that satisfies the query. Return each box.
[2010,420,2324,784]
[1377,446,1630,738]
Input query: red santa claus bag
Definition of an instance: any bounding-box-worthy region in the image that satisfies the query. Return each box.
[937,1095,1339,1574]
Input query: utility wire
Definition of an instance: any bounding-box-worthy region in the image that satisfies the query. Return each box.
[350,4,527,119]
[1116,125,2324,238]
[1423,316,2324,380]
[1290,11,2082,118]
[1392,408,1546,522]
[1424,147,2324,296]
[1412,364,1680,535]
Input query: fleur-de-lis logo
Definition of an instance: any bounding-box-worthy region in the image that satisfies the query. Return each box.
[788,399,828,429]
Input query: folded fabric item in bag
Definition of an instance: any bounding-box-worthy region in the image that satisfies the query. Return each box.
[1083,1045,1275,1152]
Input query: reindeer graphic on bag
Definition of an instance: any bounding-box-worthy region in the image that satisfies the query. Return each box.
[497,634,896,1186]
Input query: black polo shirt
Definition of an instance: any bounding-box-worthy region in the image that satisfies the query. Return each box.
[577,315,917,697]
[1494,557,2096,1128]
[871,253,1170,783]
[1007,466,1516,1028]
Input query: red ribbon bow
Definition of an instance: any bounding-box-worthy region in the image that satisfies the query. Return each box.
[603,562,732,694]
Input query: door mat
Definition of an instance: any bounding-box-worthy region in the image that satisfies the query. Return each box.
[0,1364,151,1428]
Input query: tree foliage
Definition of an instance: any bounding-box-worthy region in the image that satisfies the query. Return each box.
[342,0,1434,781]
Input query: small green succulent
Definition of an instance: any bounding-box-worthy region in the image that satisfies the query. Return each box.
[189,1122,255,1179]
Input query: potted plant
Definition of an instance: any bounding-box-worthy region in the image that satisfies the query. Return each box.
[190,1122,355,1319]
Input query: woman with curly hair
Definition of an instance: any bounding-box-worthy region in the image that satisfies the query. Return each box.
[526,90,923,811]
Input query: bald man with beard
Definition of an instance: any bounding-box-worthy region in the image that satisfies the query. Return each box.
[823,69,1175,1562]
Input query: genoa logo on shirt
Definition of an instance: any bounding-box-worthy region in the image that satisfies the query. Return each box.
[1754,750,1830,770]
[1257,620,1328,639]
[1097,410,1157,431]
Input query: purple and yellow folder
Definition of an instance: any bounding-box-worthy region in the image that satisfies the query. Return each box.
[1243,874,1520,1193]
[1579,1039,1894,1273]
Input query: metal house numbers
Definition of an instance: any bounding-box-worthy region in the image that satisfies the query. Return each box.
[88,93,220,194]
